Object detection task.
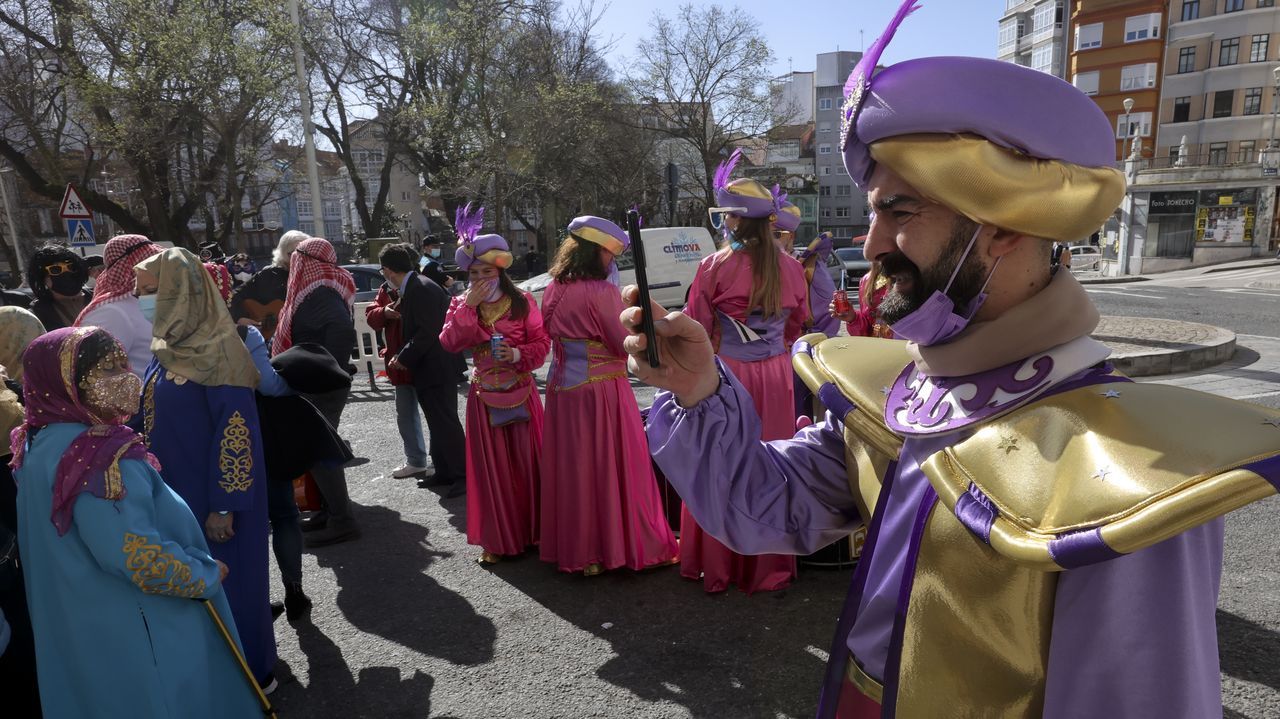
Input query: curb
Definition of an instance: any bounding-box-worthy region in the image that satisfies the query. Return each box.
[1079,276,1151,285]
[1203,259,1280,274]
[1094,317,1236,378]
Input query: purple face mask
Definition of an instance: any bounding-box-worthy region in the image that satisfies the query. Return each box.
[606,259,621,288]
[888,225,1001,346]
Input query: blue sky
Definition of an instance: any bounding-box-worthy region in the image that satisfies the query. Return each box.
[590,1,1003,78]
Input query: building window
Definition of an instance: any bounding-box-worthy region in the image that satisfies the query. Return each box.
[818,121,832,133]
[836,165,848,176]
[1072,71,1099,96]
[297,198,313,218]
[1177,47,1196,73]
[818,98,833,111]
[1218,38,1240,66]
[1250,34,1269,62]
[1224,0,1244,10]
[818,143,832,155]
[1208,142,1229,165]
[324,221,342,239]
[835,207,851,218]
[1124,13,1161,42]
[1181,0,1199,20]
[836,184,852,196]
[1244,87,1263,115]
[1120,63,1158,91]
[819,185,831,196]
[1238,140,1257,163]
[299,221,315,235]
[1032,43,1057,74]
[1032,2,1063,37]
[1075,22,1103,50]
[1213,89,1235,118]
[1173,96,1192,122]
[998,19,1020,53]
[323,200,340,218]
[1116,112,1152,138]
[1261,0,1276,7]
[822,166,832,176]
[821,207,831,218]
[1169,146,1181,164]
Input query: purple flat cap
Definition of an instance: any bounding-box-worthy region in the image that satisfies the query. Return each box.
[776,201,802,232]
[712,148,778,219]
[456,233,512,271]
[568,215,629,254]
[841,1,1117,191]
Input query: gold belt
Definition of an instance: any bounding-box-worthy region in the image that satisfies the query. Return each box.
[845,656,884,704]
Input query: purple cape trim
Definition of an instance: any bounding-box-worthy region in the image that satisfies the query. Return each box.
[1048,528,1122,569]
[1242,453,1280,492]
[879,485,938,718]
[953,482,997,544]
[816,460,900,719]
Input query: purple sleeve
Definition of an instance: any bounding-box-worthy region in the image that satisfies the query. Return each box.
[646,359,861,556]
[1043,518,1225,719]
[809,268,841,337]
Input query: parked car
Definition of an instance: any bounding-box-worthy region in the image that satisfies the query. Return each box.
[342,264,384,303]
[1068,244,1102,271]
[834,246,872,282]
[519,226,717,309]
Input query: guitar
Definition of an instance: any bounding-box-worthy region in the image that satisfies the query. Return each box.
[241,299,285,341]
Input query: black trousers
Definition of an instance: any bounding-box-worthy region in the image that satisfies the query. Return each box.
[415,381,466,482]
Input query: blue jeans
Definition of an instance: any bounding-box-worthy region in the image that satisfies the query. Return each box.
[395,384,427,467]
[267,475,302,585]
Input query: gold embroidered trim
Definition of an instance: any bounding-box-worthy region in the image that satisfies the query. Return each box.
[141,372,158,447]
[122,532,207,598]
[845,656,884,704]
[478,297,512,327]
[218,411,253,493]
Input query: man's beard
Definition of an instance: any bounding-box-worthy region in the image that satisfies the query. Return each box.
[878,218,985,326]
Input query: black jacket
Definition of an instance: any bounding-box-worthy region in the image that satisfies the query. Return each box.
[29,289,92,331]
[395,272,465,387]
[419,256,450,288]
[290,287,357,374]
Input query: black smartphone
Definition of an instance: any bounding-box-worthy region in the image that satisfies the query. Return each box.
[626,210,660,368]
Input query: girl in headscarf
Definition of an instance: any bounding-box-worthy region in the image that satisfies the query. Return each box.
[12,326,262,717]
[75,234,164,378]
[26,243,91,331]
[440,204,551,565]
[133,247,278,692]
[679,149,804,594]
[0,305,43,716]
[538,216,678,576]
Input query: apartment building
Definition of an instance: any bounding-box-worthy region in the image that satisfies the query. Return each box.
[1157,1,1280,165]
[1067,0,1167,160]
[772,70,815,126]
[998,0,1069,78]
[814,51,868,244]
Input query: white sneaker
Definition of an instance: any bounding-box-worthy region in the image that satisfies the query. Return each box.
[391,464,428,479]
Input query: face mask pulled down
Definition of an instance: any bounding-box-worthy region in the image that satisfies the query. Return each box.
[888,225,1001,347]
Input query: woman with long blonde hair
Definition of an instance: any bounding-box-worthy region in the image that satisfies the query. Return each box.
[677,149,807,594]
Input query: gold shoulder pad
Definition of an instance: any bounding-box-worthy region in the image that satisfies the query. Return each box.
[921,383,1280,571]
[792,333,909,460]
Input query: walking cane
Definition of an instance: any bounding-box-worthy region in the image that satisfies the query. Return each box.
[203,601,278,718]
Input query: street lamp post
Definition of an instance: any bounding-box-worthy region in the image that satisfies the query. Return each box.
[1121,97,1135,161]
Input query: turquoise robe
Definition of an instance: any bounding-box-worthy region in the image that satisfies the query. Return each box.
[16,422,262,718]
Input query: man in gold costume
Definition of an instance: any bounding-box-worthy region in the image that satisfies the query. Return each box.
[625,2,1280,717]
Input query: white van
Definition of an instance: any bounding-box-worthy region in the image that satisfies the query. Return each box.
[518,226,717,309]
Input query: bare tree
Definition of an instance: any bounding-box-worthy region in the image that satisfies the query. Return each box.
[625,3,777,213]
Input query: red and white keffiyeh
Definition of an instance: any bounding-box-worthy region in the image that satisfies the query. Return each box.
[271,237,356,355]
[74,234,161,325]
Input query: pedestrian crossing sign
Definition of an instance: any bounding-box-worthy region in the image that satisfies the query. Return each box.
[66,218,95,247]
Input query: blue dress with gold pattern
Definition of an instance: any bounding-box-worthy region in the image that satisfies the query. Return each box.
[141,358,276,684]
[16,422,261,717]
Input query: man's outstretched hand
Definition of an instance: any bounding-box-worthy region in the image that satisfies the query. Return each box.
[619,285,719,408]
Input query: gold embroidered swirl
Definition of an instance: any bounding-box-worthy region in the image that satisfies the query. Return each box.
[217,411,253,493]
[122,532,207,598]
[141,372,158,447]
[478,297,512,328]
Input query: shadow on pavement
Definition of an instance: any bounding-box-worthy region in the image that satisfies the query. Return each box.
[313,504,497,667]
[274,626,438,719]
[495,555,845,718]
[1218,609,1280,693]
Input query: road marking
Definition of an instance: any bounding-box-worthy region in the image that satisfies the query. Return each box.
[1236,389,1280,400]
[1211,288,1280,299]
[1086,288,1166,298]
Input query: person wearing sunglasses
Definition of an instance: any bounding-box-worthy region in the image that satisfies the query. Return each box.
[25,243,91,331]
[675,149,808,595]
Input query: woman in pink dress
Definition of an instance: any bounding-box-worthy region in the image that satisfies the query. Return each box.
[678,150,806,594]
[439,204,551,566]
[539,216,679,576]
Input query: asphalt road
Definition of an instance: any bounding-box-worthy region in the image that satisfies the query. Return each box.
[266,266,1280,719]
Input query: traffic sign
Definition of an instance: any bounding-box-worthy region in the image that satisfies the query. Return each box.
[66,218,95,247]
[59,184,92,219]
